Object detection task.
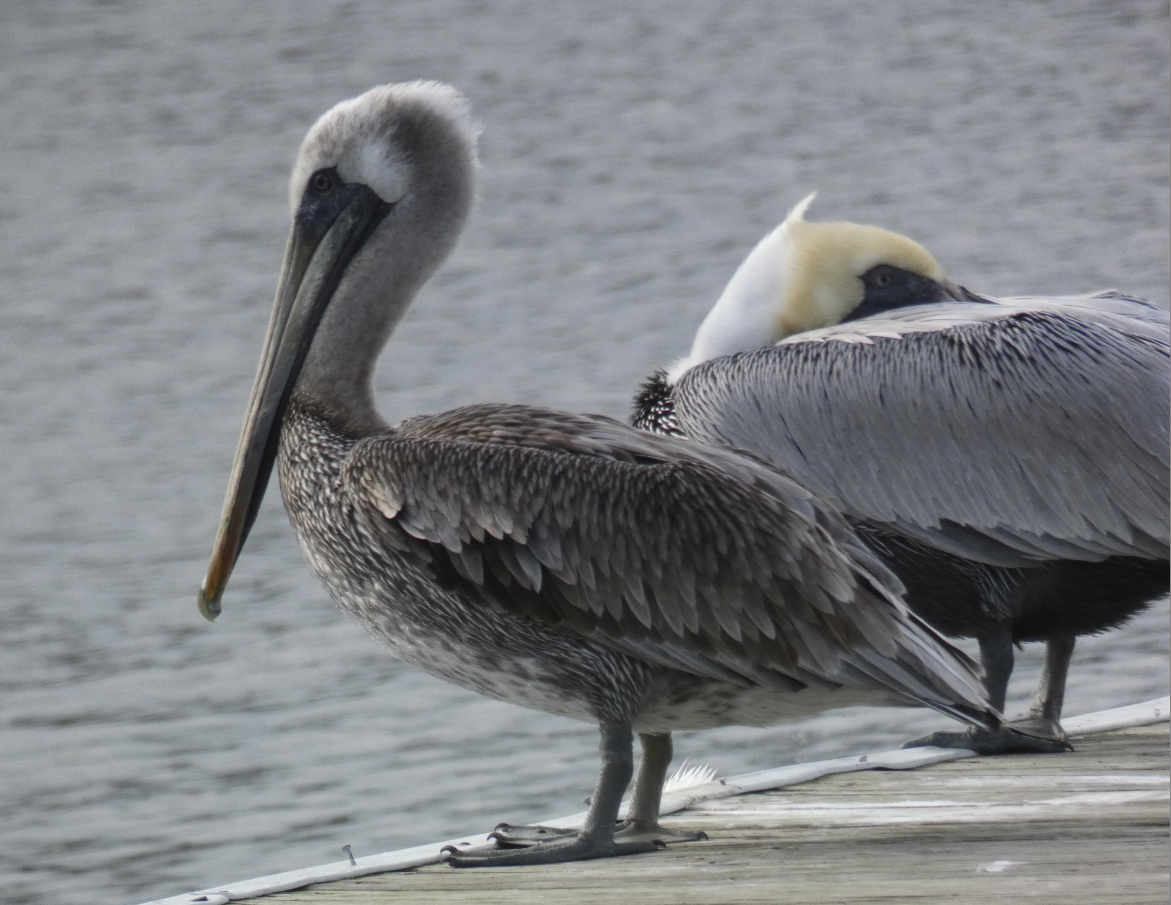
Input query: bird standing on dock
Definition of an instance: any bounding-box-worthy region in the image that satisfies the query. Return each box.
[198,83,999,867]
[633,196,1170,752]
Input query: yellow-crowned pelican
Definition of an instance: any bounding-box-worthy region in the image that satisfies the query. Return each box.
[199,85,997,867]
[634,195,1170,752]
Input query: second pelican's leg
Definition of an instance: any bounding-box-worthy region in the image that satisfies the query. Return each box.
[444,720,661,867]
[904,626,1068,754]
[977,628,1015,713]
[1008,635,1074,745]
[614,732,708,846]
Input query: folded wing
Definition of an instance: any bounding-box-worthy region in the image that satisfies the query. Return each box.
[673,294,1170,567]
[341,405,992,723]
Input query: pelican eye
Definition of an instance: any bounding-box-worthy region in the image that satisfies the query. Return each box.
[310,170,335,193]
[847,264,947,322]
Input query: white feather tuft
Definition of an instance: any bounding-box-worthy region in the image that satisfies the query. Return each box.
[662,759,719,793]
[785,190,818,224]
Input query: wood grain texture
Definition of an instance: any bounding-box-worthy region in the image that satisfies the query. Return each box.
[261,724,1169,905]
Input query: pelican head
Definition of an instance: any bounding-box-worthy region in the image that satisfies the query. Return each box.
[199,82,479,620]
[670,194,958,380]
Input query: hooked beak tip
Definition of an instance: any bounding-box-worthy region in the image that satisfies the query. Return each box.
[942,278,966,301]
[198,582,222,622]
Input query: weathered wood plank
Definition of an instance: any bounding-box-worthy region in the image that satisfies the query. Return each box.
[262,723,1169,905]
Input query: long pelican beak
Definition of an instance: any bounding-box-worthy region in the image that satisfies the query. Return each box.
[198,185,390,621]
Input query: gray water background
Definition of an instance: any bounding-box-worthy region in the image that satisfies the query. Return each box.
[0,2,1167,903]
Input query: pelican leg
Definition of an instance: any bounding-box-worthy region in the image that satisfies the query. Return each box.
[903,627,1070,755]
[1007,635,1074,746]
[613,733,708,845]
[444,721,662,867]
[489,732,707,850]
[977,628,1014,713]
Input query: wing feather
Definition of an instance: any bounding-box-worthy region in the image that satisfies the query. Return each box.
[675,296,1169,565]
[340,405,989,719]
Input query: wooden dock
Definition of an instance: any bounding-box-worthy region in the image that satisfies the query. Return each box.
[146,700,1169,905]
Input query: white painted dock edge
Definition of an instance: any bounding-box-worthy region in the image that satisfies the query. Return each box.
[136,695,1170,905]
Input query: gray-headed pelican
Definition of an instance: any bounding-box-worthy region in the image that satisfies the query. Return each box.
[198,85,997,866]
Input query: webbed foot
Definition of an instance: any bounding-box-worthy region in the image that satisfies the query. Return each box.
[902,725,1072,755]
[486,819,708,850]
[442,834,661,867]
[487,823,577,848]
[614,819,708,846]
[1007,714,1070,747]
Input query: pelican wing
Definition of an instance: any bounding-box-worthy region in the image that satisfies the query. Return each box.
[341,404,988,719]
[673,294,1170,566]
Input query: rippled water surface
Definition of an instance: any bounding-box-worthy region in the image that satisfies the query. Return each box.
[1,2,1167,903]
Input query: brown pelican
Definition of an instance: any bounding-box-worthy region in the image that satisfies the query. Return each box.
[634,195,1170,752]
[198,84,997,867]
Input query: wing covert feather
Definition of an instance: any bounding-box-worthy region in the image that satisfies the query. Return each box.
[340,405,987,714]
[675,300,1170,565]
